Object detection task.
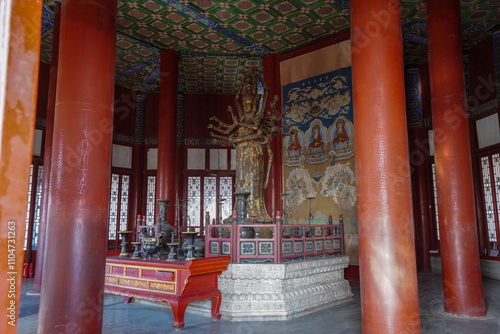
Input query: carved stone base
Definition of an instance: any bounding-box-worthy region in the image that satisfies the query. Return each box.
[187,255,352,320]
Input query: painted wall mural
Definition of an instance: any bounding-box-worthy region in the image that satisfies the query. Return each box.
[322,162,356,213]
[280,41,358,263]
[284,68,354,167]
[285,168,317,213]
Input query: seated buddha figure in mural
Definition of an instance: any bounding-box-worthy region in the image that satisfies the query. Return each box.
[332,119,349,148]
[309,125,325,150]
[287,129,302,152]
[285,129,302,167]
[307,124,327,164]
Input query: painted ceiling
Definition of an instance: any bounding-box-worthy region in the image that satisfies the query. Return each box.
[40,0,500,94]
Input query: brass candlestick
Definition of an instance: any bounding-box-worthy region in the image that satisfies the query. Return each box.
[217,198,226,224]
[182,231,199,261]
[174,202,182,242]
[118,231,133,257]
[131,242,142,259]
[166,243,179,261]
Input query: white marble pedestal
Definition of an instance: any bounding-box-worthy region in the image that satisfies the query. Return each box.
[187,255,353,321]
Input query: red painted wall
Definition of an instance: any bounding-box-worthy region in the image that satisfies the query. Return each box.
[279,31,350,62]
[36,68,136,139]
[113,85,136,137]
[146,92,236,141]
[36,62,51,119]
[146,92,159,139]
[468,36,495,108]
[418,63,432,121]
[344,264,360,284]
[184,93,236,140]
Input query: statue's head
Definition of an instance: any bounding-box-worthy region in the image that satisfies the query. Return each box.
[243,96,255,114]
[245,64,257,75]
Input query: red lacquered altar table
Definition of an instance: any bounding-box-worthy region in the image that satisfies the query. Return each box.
[104,256,230,331]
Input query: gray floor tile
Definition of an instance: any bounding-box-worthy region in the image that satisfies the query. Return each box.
[17,274,500,333]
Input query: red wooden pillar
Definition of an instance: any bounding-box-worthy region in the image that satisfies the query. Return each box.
[131,91,146,233]
[37,0,117,332]
[175,143,184,221]
[466,98,489,255]
[406,65,433,273]
[156,50,178,224]
[33,3,60,294]
[175,92,185,225]
[0,1,42,332]
[471,148,489,254]
[274,63,284,221]
[350,0,421,332]
[263,54,279,218]
[409,127,433,272]
[426,0,486,317]
[130,143,144,241]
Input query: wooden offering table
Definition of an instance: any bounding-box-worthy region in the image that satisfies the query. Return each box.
[104,256,230,330]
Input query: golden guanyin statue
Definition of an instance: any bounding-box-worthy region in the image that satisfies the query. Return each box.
[208,66,289,223]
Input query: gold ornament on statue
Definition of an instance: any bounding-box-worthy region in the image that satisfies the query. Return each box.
[208,65,290,224]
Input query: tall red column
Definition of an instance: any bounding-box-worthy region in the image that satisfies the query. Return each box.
[0,1,42,332]
[130,91,146,235]
[175,143,184,221]
[472,153,489,253]
[274,61,284,221]
[406,65,433,273]
[33,3,60,294]
[409,127,433,272]
[130,143,144,242]
[175,92,185,225]
[350,0,421,332]
[263,54,280,218]
[37,0,117,332]
[426,0,486,317]
[156,50,178,224]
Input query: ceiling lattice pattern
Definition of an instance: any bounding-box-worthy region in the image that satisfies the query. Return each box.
[40,0,500,93]
[115,0,350,54]
[401,0,500,63]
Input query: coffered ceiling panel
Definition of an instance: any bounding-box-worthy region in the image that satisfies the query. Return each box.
[40,0,500,93]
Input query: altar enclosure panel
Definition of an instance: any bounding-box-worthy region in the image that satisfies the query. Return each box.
[281,40,358,264]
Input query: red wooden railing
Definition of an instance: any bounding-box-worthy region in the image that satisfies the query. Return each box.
[134,214,344,263]
[204,218,344,263]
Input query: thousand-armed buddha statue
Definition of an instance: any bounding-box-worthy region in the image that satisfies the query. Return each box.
[208,65,289,223]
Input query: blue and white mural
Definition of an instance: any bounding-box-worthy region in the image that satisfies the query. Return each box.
[280,41,358,263]
[283,67,354,168]
[282,66,357,218]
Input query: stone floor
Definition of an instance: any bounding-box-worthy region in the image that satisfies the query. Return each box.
[18,274,500,334]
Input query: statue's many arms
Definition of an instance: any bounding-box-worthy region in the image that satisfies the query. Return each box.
[208,65,290,223]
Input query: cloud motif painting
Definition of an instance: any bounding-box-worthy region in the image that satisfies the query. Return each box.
[285,168,317,213]
[284,68,352,127]
[322,163,356,212]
